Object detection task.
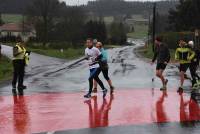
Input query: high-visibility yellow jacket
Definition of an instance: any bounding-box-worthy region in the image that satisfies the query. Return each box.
[175,46,195,64]
[13,43,29,65]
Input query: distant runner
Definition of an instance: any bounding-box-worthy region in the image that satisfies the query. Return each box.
[93,42,114,94]
[151,36,170,90]
[175,39,195,93]
[84,38,107,98]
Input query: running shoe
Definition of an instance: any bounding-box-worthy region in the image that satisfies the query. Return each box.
[160,86,167,91]
[177,87,183,93]
[84,93,91,98]
[18,85,27,90]
[103,89,108,98]
[18,90,24,96]
[12,89,17,96]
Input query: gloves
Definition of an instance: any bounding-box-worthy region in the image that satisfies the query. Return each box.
[26,51,31,55]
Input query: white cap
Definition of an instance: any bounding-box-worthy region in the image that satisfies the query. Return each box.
[93,39,98,45]
[188,41,194,47]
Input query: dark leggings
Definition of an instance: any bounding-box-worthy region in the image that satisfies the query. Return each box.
[89,68,105,94]
[102,69,110,81]
[189,63,200,85]
[12,60,25,88]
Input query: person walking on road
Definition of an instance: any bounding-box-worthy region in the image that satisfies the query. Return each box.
[151,36,170,90]
[93,42,114,94]
[84,38,107,98]
[188,41,200,87]
[12,37,30,94]
[175,39,195,93]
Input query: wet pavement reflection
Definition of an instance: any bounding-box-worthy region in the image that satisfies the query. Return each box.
[0,89,199,134]
[84,94,114,128]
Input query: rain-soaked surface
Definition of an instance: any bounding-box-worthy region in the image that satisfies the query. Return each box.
[0,90,200,134]
[0,39,191,94]
[0,39,200,134]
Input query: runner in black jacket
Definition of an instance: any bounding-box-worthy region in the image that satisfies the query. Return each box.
[188,41,200,86]
[152,36,170,90]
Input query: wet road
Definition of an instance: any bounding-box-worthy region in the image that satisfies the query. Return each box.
[1,40,200,134]
[0,40,191,94]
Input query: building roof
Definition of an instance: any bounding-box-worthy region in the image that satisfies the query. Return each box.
[0,23,33,32]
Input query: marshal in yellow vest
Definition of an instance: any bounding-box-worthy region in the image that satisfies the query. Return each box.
[13,43,30,65]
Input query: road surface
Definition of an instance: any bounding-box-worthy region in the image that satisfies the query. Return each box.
[0,40,200,134]
[0,40,190,95]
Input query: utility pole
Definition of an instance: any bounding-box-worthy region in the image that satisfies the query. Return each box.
[148,8,151,46]
[152,2,156,52]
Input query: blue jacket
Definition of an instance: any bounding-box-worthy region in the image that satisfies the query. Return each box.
[100,48,108,62]
[99,48,109,70]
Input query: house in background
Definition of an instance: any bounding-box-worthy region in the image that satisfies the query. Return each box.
[0,23,36,40]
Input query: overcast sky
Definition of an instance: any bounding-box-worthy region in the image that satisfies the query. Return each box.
[61,0,166,6]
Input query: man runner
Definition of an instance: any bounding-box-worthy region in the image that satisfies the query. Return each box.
[175,39,195,93]
[152,36,170,90]
[188,41,200,87]
[84,38,107,98]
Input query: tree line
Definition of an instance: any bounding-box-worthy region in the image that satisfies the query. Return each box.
[0,0,128,46]
[0,0,178,16]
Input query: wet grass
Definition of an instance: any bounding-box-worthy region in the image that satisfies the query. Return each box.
[30,48,85,60]
[0,56,13,81]
[4,42,120,60]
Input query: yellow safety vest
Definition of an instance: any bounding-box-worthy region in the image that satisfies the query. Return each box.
[13,43,30,65]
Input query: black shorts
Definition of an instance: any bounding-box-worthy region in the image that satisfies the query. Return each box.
[179,63,190,72]
[156,63,167,70]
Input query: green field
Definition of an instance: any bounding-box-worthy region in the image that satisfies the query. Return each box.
[0,56,13,81]
[127,24,148,39]
[127,15,149,39]
[2,14,23,23]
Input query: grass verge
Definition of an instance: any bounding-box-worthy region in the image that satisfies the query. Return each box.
[29,48,85,60]
[0,56,13,81]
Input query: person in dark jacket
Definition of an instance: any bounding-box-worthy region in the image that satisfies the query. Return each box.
[188,41,200,86]
[151,36,170,90]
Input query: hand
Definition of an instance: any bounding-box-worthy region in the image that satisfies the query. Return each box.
[26,51,31,55]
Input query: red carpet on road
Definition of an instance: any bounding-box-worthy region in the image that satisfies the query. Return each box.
[0,89,199,134]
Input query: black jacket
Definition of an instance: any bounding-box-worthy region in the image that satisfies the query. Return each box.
[191,48,200,66]
[152,43,171,63]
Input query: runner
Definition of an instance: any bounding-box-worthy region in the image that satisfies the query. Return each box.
[188,41,200,87]
[84,38,107,98]
[93,42,114,94]
[175,39,195,93]
[151,36,170,90]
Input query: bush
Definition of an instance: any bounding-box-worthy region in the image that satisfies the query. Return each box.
[160,32,194,49]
